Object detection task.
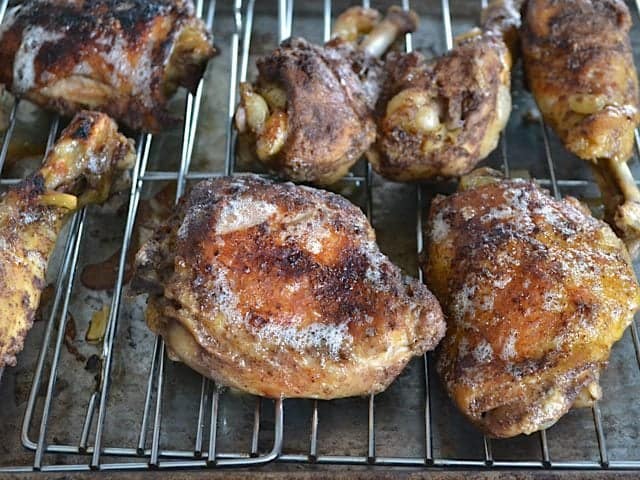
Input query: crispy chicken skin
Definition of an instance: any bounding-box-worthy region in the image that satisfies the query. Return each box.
[368,1,517,182]
[521,0,640,254]
[0,0,215,133]
[422,169,640,438]
[0,111,135,369]
[235,7,418,186]
[132,175,445,399]
[521,0,639,163]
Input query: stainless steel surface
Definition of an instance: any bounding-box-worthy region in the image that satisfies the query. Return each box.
[1,0,640,473]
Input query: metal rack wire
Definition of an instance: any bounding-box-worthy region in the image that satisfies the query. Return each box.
[1,0,640,473]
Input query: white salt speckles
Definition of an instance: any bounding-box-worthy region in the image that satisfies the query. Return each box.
[430,211,450,242]
[543,289,565,312]
[211,268,243,324]
[493,276,511,289]
[285,282,301,293]
[216,199,277,235]
[26,250,46,272]
[279,210,332,255]
[480,206,515,223]
[478,293,494,311]
[19,210,40,225]
[306,238,323,254]
[460,206,476,220]
[177,205,207,239]
[101,34,155,108]
[472,339,493,363]
[13,26,64,93]
[257,320,353,359]
[452,283,477,320]
[501,330,517,361]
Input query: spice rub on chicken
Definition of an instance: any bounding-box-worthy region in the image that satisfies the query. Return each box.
[422,168,640,438]
[235,6,418,185]
[0,111,135,369]
[0,0,215,133]
[368,0,518,182]
[132,175,445,399]
[521,0,640,255]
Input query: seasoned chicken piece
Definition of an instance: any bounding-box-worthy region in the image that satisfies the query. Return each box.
[0,0,215,133]
[521,0,640,255]
[422,168,640,438]
[235,7,418,185]
[368,1,518,182]
[0,111,136,369]
[132,175,445,399]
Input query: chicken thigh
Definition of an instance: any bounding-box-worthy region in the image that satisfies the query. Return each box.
[422,168,640,438]
[133,175,445,399]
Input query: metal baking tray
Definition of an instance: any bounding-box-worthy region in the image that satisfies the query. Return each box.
[1,0,640,473]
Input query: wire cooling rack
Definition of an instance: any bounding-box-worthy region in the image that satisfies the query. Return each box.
[1,0,640,473]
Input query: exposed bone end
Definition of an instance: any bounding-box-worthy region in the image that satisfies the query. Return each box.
[481,0,522,57]
[332,6,381,43]
[360,6,419,58]
[590,158,640,258]
[615,201,640,258]
[384,6,419,35]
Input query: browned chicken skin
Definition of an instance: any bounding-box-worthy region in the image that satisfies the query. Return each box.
[235,7,418,186]
[0,0,215,133]
[368,1,518,182]
[132,175,445,399]
[0,111,135,369]
[521,0,640,255]
[422,168,640,438]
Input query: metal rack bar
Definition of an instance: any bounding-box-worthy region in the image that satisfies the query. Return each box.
[33,208,88,470]
[538,78,611,471]
[90,132,152,469]
[194,378,209,456]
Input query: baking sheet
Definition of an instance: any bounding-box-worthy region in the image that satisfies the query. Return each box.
[1,0,640,471]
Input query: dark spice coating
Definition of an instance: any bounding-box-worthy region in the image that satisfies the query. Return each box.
[422,170,640,438]
[521,0,640,162]
[251,37,381,185]
[0,111,135,369]
[133,175,445,399]
[0,0,215,133]
[369,32,512,181]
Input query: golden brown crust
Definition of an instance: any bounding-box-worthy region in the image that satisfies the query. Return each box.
[521,0,640,162]
[133,175,445,399]
[422,170,640,438]
[0,0,215,133]
[0,111,135,368]
[370,32,512,181]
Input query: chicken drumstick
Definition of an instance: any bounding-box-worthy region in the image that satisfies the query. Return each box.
[521,0,640,255]
[0,112,135,369]
[235,6,418,185]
